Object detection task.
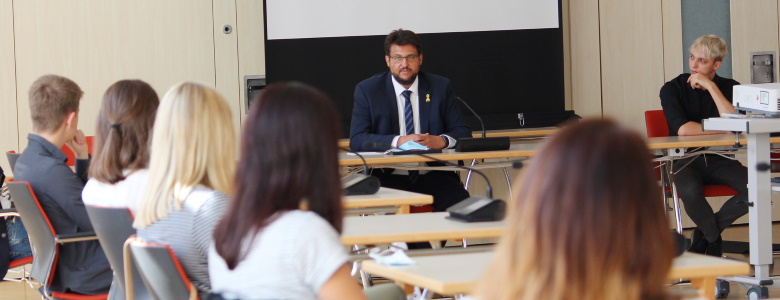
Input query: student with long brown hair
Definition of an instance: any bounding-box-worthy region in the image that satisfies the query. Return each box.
[209,82,403,300]
[82,79,159,214]
[473,119,676,300]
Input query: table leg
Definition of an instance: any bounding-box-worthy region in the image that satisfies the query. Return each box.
[398,205,410,214]
[690,277,715,300]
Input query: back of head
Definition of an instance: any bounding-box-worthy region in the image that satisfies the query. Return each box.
[89,79,159,184]
[474,119,674,300]
[134,82,236,228]
[29,74,83,133]
[213,81,343,269]
[690,34,727,62]
[384,28,422,55]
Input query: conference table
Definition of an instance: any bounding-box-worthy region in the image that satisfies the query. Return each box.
[343,187,432,214]
[361,250,750,300]
[337,127,558,148]
[340,212,504,246]
[339,132,780,166]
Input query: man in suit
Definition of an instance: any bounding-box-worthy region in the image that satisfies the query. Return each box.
[350,29,471,212]
[659,35,748,256]
[14,74,112,295]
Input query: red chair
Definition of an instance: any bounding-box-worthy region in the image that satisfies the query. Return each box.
[60,136,95,167]
[6,181,108,300]
[645,110,739,233]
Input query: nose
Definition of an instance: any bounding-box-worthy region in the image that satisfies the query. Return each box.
[400,59,409,68]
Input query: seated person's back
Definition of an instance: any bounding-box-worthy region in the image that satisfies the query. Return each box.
[14,74,111,295]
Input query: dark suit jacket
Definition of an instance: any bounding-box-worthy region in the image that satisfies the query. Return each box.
[350,71,471,151]
[14,134,112,295]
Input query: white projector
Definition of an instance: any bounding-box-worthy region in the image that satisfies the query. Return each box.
[733,83,780,115]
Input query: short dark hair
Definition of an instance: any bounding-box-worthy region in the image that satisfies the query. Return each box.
[29,74,83,133]
[89,80,159,184]
[384,28,422,55]
[213,81,343,269]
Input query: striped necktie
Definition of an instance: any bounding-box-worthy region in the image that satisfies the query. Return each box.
[401,90,420,183]
[402,90,414,135]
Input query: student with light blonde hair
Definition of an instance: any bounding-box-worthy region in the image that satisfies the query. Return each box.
[134,81,236,298]
[473,119,675,300]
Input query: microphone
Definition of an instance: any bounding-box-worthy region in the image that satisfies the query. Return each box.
[339,147,380,195]
[455,97,510,152]
[756,162,780,172]
[363,141,505,222]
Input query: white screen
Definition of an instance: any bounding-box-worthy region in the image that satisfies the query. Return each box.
[266,0,559,40]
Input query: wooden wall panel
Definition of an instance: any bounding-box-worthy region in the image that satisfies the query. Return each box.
[0,0,17,174]
[598,0,665,133]
[213,0,241,133]
[731,1,779,85]
[12,0,216,150]
[662,0,683,82]
[568,0,603,119]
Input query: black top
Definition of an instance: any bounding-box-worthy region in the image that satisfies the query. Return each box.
[659,73,739,136]
[14,134,111,295]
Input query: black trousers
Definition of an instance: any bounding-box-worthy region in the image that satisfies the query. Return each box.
[673,154,749,243]
[371,169,470,212]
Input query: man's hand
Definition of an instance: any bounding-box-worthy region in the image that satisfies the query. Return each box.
[416,133,446,149]
[687,73,715,91]
[66,130,89,159]
[397,134,423,146]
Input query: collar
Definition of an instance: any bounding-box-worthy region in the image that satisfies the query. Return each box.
[27,133,67,162]
[391,75,419,97]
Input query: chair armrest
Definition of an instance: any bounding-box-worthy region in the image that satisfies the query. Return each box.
[0,208,19,218]
[55,231,99,243]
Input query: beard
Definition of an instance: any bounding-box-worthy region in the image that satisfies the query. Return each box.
[392,71,417,86]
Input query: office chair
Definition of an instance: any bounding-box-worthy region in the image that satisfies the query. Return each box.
[124,236,199,300]
[6,181,108,300]
[85,206,150,300]
[6,151,20,173]
[60,136,95,167]
[645,110,739,233]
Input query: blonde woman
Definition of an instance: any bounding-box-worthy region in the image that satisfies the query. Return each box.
[473,119,675,300]
[134,82,236,298]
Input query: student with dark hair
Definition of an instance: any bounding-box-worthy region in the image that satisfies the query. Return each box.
[210,82,403,300]
[474,119,676,300]
[14,74,112,294]
[82,79,159,214]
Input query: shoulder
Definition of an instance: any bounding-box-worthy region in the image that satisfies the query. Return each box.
[714,75,740,87]
[660,73,689,94]
[185,187,230,212]
[356,71,389,88]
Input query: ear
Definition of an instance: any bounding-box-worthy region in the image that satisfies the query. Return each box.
[385,55,391,68]
[713,60,722,71]
[64,111,77,129]
[418,53,423,66]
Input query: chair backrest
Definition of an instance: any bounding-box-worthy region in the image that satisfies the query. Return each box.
[6,151,20,173]
[86,206,150,299]
[645,110,670,138]
[126,237,198,300]
[5,181,58,287]
[60,136,95,167]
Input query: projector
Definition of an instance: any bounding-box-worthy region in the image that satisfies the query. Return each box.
[733,83,780,116]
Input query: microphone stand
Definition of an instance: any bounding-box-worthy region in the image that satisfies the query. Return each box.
[455,97,511,152]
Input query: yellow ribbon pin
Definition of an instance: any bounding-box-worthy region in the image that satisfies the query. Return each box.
[426,94,431,102]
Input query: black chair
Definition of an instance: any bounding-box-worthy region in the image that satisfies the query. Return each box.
[6,181,108,300]
[85,206,150,300]
[124,236,199,300]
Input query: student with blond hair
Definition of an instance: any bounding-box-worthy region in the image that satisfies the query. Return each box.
[82,79,159,214]
[659,34,748,256]
[473,119,676,300]
[134,82,236,298]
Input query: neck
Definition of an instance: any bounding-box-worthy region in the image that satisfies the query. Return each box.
[35,129,68,149]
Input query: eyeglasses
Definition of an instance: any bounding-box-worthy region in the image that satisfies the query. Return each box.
[389,55,420,63]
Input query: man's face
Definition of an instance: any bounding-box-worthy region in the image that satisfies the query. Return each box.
[385,44,423,88]
[689,47,721,80]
